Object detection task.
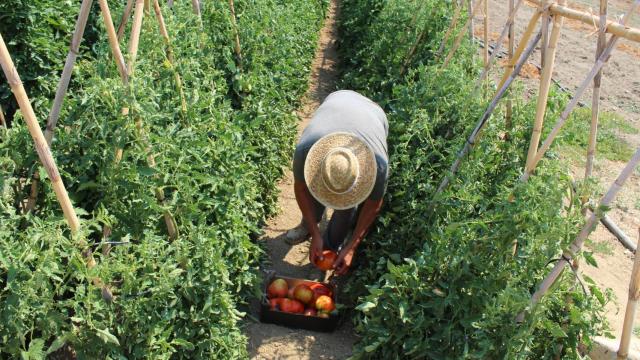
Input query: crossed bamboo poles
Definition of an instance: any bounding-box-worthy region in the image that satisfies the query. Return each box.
[434,0,640,346]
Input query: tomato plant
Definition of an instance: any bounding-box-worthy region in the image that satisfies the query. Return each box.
[338,1,611,358]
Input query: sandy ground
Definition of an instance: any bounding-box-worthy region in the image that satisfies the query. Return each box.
[244,1,357,359]
[482,0,640,350]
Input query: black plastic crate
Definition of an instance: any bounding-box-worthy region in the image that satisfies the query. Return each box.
[259,273,340,332]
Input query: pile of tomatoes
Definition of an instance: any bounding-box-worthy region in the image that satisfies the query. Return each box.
[266,278,335,318]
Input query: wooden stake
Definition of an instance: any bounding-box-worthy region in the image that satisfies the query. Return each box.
[144,0,150,15]
[167,0,173,8]
[0,104,5,128]
[45,0,93,145]
[0,33,80,233]
[430,31,542,204]
[540,1,550,67]
[496,10,543,91]
[468,0,474,39]
[436,0,464,58]
[520,0,640,182]
[506,0,516,134]
[585,0,607,178]
[518,147,640,322]
[443,0,486,68]
[618,229,640,360]
[98,0,129,84]
[127,0,145,77]
[117,0,135,41]
[228,0,243,69]
[473,0,524,93]
[152,0,187,121]
[524,0,565,174]
[482,0,489,67]
[192,0,201,18]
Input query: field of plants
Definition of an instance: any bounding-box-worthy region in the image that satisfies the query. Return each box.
[1,0,327,357]
[0,0,621,358]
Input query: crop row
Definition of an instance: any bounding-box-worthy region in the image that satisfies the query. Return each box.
[337,0,609,358]
[0,1,327,358]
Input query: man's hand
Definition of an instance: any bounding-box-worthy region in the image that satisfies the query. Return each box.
[309,234,324,266]
[333,245,356,276]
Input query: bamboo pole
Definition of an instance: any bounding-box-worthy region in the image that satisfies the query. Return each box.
[506,0,516,134]
[442,0,486,68]
[540,1,550,68]
[228,0,243,69]
[167,0,173,8]
[617,229,640,359]
[528,0,640,43]
[117,0,135,41]
[144,0,150,15]
[472,0,524,93]
[520,0,640,182]
[496,10,543,91]
[98,0,129,84]
[430,31,542,204]
[518,147,640,323]
[192,0,201,19]
[482,0,489,67]
[0,104,5,128]
[468,0,474,39]
[0,33,80,233]
[44,0,93,145]
[585,0,607,178]
[524,0,565,174]
[127,0,145,77]
[152,0,187,118]
[24,0,94,213]
[436,0,464,58]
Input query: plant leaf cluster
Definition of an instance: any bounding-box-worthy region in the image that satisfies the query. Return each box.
[337,1,611,358]
[0,0,327,358]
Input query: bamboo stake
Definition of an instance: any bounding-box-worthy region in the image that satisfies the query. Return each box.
[520,0,640,182]
[152,0,187,123]
[518,147,640,322]
[24,0,94,213]
[167,0,173,8]
[98,0,129,84]
[585,0,607,178]
[482,0,489,67]
[436,0,464,58]
[468,0,474,39]
[506,0,516,134]
[528,0,640,43]
[127,0,145,77]
[0,104,5,128]
[0,33,80,233]
[524,0,565,174]
[192,0,201,19]
[430,31,542,204]
[540,1,550,67]
[228,0,243,69]
[617,229,640,360]
[443,0,486,68]
[496,10,543,92]
[472,0,524,93]
[144,0,150,15]
[44,0,93,145]
[117,0,135,41]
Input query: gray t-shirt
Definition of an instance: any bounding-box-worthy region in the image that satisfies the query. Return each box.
[293,90,389,202]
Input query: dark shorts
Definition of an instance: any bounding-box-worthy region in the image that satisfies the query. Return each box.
[305,195,361,252]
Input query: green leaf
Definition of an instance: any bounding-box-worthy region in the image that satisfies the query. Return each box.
[95,328,120,346]
[356,301,377,313]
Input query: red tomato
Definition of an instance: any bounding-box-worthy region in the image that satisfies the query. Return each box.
[280,298,304,313]
[315,250,337,271]
[267,278,288,299]
[293,284,314,305]
[315,295,335,312]
[309,283,333,300]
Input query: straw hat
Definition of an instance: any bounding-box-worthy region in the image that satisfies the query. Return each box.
[304,132,377,210]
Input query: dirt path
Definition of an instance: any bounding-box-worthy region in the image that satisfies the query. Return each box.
[245,1,358,358]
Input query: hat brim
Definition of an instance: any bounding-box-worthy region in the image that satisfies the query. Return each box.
[304,132,377,210]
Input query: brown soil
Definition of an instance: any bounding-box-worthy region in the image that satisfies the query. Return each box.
[483,0,640,350]
[245,1,357,358]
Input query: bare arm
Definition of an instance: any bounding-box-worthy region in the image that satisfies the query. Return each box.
[334,198,383,275]
[294,180,324,264]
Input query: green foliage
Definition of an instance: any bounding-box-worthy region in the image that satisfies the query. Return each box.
[1,0,327,358]
[338,0,610,358]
